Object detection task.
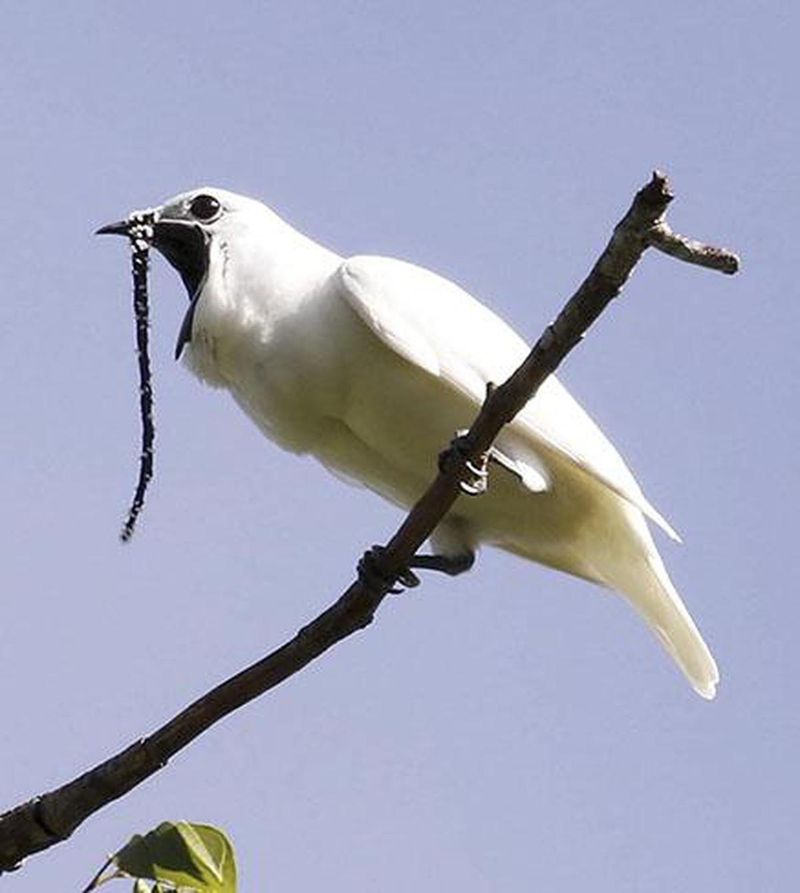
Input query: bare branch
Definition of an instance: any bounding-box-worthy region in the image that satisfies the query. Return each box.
[0,171,739,873]
[647,221,739,274]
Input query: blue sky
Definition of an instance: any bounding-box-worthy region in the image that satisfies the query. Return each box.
[2,2,797,890]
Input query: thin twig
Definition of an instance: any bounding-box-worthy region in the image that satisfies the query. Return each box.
[647,221,739,274]
[80,854,114,893]
[0,172,739,873]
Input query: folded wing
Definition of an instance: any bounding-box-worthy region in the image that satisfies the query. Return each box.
[337,255,678,539]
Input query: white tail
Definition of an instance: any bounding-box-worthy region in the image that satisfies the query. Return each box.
[609,548,719,699]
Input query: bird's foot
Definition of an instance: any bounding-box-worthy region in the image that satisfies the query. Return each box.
[357,546,476,593]
[439,431,489,496]
[358,545,421,594]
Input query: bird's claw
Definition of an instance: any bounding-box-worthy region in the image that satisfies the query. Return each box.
[357,545,420,594]
[439,431,490,496]
[460,457,489,496]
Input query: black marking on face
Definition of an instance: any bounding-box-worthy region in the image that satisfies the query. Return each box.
[150,219,211,359]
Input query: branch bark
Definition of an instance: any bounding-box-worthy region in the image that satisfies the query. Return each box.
[0,172,739,873]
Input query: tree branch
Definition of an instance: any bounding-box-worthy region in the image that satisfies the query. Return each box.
[647,221,739,273]
[0,172,739,873]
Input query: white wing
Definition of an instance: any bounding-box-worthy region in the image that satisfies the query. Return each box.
[337,255,679,540]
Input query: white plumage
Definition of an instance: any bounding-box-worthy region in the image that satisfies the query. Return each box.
[145,187,719,698]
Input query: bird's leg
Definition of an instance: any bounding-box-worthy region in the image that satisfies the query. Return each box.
[408,550,476,577]
[357,546,476,594]
[439,431,490,496]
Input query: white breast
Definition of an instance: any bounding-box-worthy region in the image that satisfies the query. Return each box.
[184,240,357,454]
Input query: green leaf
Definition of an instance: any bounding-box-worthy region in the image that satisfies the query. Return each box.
[113,821,237,893]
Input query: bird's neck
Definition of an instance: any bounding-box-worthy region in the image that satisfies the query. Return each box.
[248,210,341,305]
[185,210,341,387]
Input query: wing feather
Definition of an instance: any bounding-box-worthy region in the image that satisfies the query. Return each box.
[337,255,679,540]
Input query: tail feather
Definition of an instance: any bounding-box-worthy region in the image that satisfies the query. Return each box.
[609,549,719,699]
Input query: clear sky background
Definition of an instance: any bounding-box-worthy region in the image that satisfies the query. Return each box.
[2,2,797,891]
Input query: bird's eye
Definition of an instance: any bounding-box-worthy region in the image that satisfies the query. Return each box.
[189,194,221,222]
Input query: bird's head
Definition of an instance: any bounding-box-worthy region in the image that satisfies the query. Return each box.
[98,187,275,357]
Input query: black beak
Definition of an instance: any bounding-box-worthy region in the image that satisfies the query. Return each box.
[96,220,134,237]
[97,217,210,360]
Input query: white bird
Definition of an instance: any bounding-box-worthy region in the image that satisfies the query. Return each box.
[100,187,718,699]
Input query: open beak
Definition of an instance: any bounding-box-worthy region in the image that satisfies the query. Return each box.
[97,216,210,359]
